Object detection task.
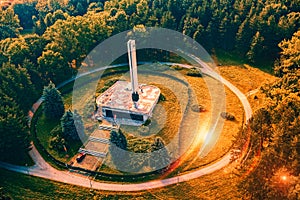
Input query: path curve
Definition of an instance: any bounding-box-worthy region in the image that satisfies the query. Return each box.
[0,59,252,191]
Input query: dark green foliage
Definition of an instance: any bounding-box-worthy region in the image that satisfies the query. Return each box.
[42,82,65,120]
[73,110,85,139]
[49,135,66,153]
[3,0,298,74]
[13,1,38,29]
[125,136,171,172]
[0,187,12,200]
[0,64,34,161]
[87,2,103,13]
[0,8,22,40]
[50,125,63,137]
[2,0,296,95]
[274,31,300,77]
[159,93,166,102]
[61,110,83,141]
[110,129,127,150]
[0,0,298,180]
[0,63,37,113]
[246,32,264,63]
[0,95,30,158]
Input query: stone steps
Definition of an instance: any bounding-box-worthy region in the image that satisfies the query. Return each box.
[79,148,107,158]
[89,137,110,144]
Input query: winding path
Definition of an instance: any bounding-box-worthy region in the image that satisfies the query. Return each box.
[0,59,252,191]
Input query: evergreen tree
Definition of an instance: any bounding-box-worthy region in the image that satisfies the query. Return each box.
[61,110,82,141]
[32,15,46,35]
[42,82,64,120]
[49,135,66,152]
[246,31,264,63]
[161,11,177,30]
[73,110,85,139]
[0,8,22,40]
[235,17,254,56]
[0,95,30,158]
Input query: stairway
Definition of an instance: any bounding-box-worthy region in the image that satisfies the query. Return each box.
[79,148,107,158]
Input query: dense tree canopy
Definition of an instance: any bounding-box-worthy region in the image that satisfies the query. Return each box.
[233,30,300,199]
[0,63,37,112]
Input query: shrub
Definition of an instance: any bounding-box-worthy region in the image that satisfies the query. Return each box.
[159,94,166,102]
[186,68,202,77]
[104,79,118,87]
[49,135,67,153]
[220,112,235,121]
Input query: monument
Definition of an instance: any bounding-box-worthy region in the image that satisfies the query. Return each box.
[96,40,160,125]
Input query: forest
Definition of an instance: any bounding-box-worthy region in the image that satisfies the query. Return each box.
[0,0,299,199]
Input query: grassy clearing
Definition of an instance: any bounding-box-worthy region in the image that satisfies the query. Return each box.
[214,49,274,73]
[2,63,277,199]
[174,74,244,173]
[217,64,276,94]
[213,49,246,66]
[34,63,244,174]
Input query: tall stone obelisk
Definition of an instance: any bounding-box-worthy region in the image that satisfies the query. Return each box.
[127,40,139,104]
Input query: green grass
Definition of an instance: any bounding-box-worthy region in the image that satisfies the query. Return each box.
[36,113,59,149]
[0,164,242,199]
[214,49,274,73]
[214,49,246,66]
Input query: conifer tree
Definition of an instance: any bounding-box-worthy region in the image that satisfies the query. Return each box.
[0,95,30,157]
[42,82,64,120]
[61,110,82,141]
